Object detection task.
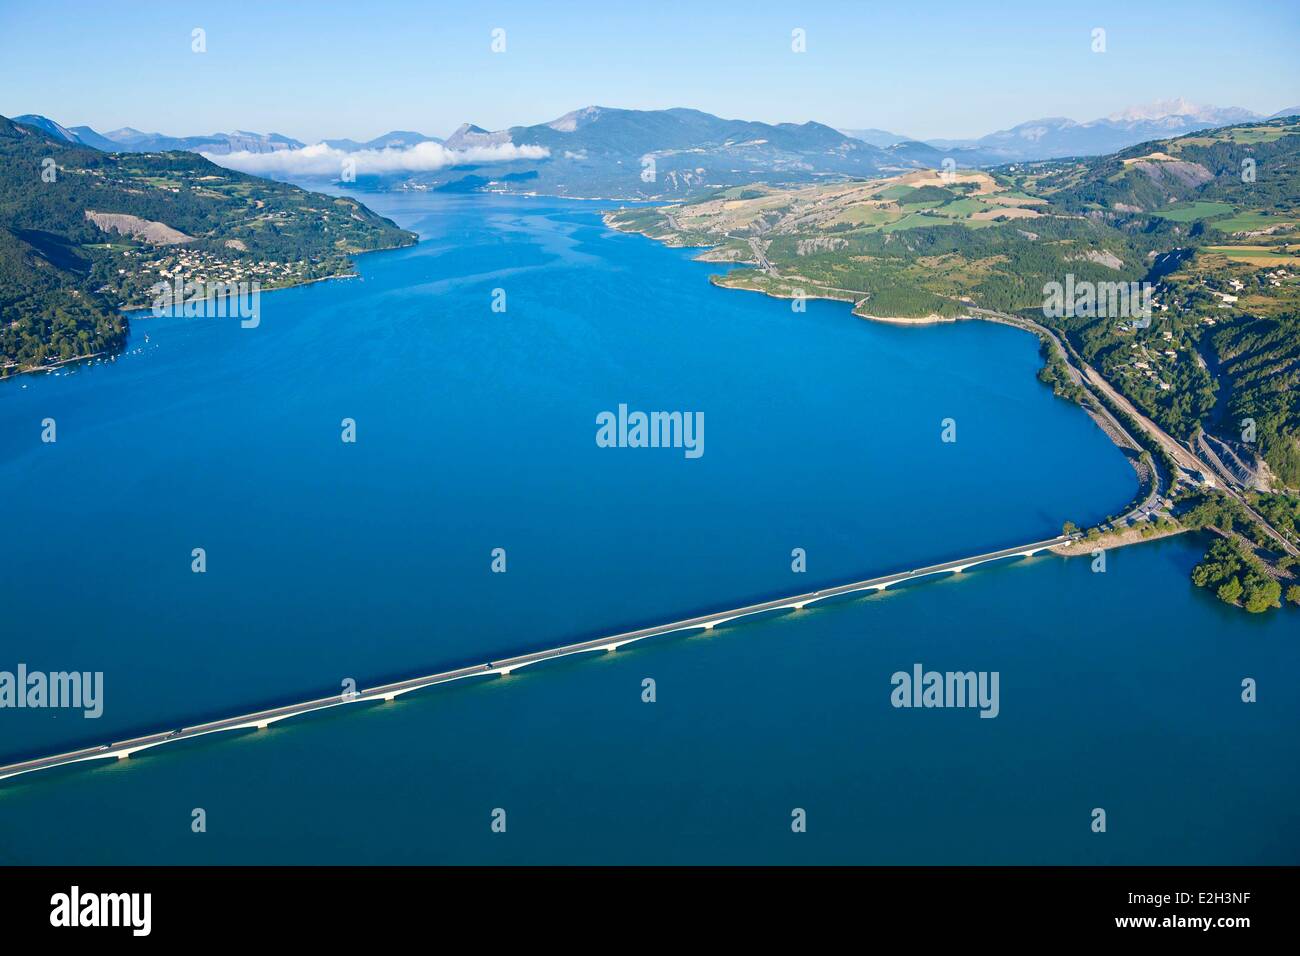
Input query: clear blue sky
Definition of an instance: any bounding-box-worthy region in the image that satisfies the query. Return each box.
[2,0,1296,141]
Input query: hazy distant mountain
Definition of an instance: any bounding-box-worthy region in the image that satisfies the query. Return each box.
[20,113,442,157]
[955,99,1264,162]
[402,106,900,198]
[1271,106,1300,119]
[95,128,306,154]
[1107,98,1259,125]
[881,140,1006,169]
[96,126,147,145]
[838,127,912,148]
[323,130,443,151]
[64,125,122,151]
[843,99,1272,165]
[442,123,512,149]
[12,116,306,154]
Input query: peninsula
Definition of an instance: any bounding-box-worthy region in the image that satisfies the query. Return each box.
[0,115,417,376]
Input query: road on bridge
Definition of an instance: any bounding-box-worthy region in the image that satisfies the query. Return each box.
[0,535,1069,785]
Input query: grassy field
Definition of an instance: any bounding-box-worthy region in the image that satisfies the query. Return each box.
[1152,201,1236,222]
[880,211,956,231]
[877,184,915,200]
[1177,122,1300,148]
[1203,245,1300,264]
[1213,210,1297,232]
[935,197,991,216]
[830,206,897,226]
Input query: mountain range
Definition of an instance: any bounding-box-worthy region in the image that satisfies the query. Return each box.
[848,100,1300,165]
[428,106,900,196]
[12,115,443,156]
[14,99,1300,199]
[321,131,444,152]
[837,128,914,148]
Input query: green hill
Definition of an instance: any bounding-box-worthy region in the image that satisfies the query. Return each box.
[1008,117,1300,218]
[0,115,416,373]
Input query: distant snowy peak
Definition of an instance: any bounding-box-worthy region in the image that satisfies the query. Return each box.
[959,101,1276,161]
[1106,98,1259,125]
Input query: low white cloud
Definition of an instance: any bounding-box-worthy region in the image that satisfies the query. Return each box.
[204,141,549,177]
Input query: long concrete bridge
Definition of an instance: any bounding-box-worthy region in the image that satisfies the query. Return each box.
[0,534,1071,785]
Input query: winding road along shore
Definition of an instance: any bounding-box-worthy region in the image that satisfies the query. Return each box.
[614,209,1294,556]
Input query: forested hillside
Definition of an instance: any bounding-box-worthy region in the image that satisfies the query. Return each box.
[1,115,416,373]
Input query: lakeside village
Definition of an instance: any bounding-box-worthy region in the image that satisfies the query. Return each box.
[99,245,318,312]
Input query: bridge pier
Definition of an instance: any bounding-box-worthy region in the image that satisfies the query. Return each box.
[703,614,741,629]
[224,712,298,733]
[112,740,169,759]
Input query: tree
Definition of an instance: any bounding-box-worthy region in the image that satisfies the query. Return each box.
[1216,577,1243,605]
[1244,578,1282,614]
[1286,584,1300,606]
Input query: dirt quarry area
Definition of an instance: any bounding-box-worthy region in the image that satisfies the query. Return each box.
[84,210,196,245]
[894,168,1002,195]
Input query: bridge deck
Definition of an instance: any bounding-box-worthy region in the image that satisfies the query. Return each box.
[0,535,1069,783]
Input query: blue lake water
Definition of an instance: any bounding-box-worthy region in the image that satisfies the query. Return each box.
[0,193,1295,864]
